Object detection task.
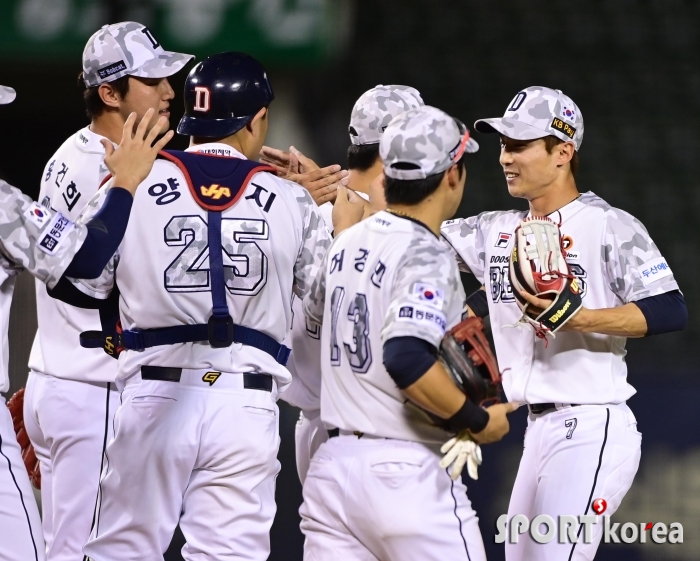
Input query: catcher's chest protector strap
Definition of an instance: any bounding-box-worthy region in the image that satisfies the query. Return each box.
[119,151,291,365]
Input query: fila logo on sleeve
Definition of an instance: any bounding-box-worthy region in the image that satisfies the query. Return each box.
[495,232,512,248]
[194,87,211,112]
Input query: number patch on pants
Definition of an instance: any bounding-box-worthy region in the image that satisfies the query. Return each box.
[565,418,578,439]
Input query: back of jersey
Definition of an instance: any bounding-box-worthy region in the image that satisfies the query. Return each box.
[83,148,329,385]
[318,211,465,444]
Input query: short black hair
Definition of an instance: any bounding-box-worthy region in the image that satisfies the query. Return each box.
[79,73,130,119]
[347,143,380,172]
[384,154,466,206]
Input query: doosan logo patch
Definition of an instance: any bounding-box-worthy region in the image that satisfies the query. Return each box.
[495,232,512,248]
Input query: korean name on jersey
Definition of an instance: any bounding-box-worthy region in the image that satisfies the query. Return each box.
[306,211,466,444]
[72,144,330,389]
[441,192,679,406]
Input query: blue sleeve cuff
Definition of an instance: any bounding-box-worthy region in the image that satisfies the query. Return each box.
[64,187,133,279]
[383,336,438,389]
[634,290,688,336]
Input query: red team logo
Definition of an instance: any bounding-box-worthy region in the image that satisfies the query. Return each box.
[592,498,607,515]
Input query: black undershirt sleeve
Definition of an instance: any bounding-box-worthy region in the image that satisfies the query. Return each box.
[63,187,133,279]
[634,289,687,336]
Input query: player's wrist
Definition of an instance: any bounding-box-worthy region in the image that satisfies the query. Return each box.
[112,176,139,196]
[445,399,489,434]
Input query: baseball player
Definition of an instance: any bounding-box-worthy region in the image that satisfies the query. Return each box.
[441,86,687,560]
[59,52,332,561]
[300,105,518,561]
[266,85,425,483]
[22,22,192,561]
[0,86,173,561]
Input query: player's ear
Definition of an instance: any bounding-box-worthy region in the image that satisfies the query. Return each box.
[556,142,575,168]
[247,107,268,134]
[446,163,461,188]
[98,82,123,109]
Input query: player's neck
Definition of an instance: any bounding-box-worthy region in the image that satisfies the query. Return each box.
[347,160,383,194]
[527,175,579,217]
[89,114,126,145]
[386,199,445,237]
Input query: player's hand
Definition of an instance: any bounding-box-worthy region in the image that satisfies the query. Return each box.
[368,172,387,215]
[470,402,520,444]
[439,430,482,481]
[293,164,349,206]
[101,108,174,196]
[260,146,296,175]
[518,290,586,330]
[333,185,368,235]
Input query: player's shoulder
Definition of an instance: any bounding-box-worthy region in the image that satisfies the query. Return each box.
[577,191,647,232]
[442,209,525,237]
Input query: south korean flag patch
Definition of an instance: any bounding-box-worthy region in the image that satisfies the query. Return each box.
[411,282,445,309]
[25,202,52,229]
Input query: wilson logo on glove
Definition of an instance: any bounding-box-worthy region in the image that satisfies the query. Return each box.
[507,216,583,340]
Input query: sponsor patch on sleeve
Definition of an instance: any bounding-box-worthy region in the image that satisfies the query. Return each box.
[395,304,447,334]
[37,212,75,255]
[410,282,445,308]
[638,257,673,286]
[25,202,53,229]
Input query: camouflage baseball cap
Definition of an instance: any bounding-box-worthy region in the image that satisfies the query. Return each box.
[474,86,584,150]
[82,22,194,87]
[380,105,479,180]
[0,86,16,105]
[349,85,424,145]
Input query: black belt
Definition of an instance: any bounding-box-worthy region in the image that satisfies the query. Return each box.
[141,366,273,392]
[528,403,580,415]
[327,428,365,439]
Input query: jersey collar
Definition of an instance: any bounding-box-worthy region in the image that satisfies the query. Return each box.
[186,142,246,159]
[75,126,111,155]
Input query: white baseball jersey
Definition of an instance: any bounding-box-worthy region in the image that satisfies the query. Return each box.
[304,211,466,444]
[441,191,679,405]
[29,127,115,383]
[72,143,330,389]
[0,181,86,393]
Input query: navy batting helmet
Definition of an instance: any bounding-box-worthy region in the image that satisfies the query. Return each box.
[177,52,274,138]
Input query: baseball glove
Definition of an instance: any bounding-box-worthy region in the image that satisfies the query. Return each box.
[508,217,582,339]
[439,317,501,407]
[6,388,41,488]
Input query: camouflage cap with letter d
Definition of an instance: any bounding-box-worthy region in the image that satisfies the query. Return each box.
[380,105,479,180]
[82,21,194,87]
[349,85,424,145]
[475,86,584,150]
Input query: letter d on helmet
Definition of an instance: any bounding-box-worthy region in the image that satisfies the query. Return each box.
[177,52,274,138]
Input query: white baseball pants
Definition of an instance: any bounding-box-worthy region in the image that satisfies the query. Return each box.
[505,403,642,561]
[0,397,45,561]
[300,434,486,561]
[23,371,117,561]
[295,409,328,484]
[83,369,281,561]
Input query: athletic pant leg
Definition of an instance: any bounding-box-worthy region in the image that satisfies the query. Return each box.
[179,385,281,561]
[24,372,118,561]
[505,417,541,561]
[513,405,641,561]
[295,409,328,484]
[83,379,195,561]
[0,398,45,561]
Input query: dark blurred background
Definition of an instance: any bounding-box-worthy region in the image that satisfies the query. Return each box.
[3,1,698,560]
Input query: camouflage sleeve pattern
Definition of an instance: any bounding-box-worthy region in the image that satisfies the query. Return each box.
[292,185,332,300]
[302,246,330,326]
[440,211,511,281]
[0,180,87,289]
[381,232,465,347]
[602,207,680,302]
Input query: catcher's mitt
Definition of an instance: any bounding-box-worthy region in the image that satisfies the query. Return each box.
[508,217,582,339]
[6,388,41,489]
[439,317,501,407]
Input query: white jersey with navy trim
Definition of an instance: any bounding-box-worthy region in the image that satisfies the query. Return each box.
[29,126,115,383]
[441,191,680,405]
[304,211,466,444]
[72,143,331,389]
